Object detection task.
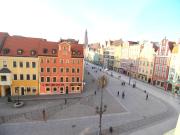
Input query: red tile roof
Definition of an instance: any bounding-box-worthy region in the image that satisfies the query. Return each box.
[0,33,83,58]
[71,44,84,58]
[38,40,58,56]
[0,35,58,57]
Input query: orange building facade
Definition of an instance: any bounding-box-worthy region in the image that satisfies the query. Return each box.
[39,41,84,95]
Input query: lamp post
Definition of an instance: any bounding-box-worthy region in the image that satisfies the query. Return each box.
[96,75,108,135]
[128,63,133,85]
[17,88,20,104]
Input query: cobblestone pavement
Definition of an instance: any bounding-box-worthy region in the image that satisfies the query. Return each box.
[0,69,125,124]
[0,62,179,135]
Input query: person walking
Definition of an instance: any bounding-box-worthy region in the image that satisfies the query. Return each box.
[94,90,96,95]
[122,91,125,99]
[117,91,119,96]
[42,109,46,121]
[146,93,148,100]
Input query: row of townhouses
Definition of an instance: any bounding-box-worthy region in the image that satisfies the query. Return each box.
[85,38,180,95]
[0,32,84,97]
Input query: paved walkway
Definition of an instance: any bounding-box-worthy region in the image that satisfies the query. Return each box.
[0,62,179,135]
[87,62,179,135]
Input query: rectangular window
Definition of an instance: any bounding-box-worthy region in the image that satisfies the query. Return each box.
[32,88,36,93]
[60,87,63,93]
[41,68,44,72]
[20,74,23,80]
[66,68,69,73]
[77,68,80,73]
[19,62,23,68]
[32,62,36,68]
[47,68,50,72]
[41,77,44,82]
[72,77,75,82]
[53,77,56,82]
[13,61,17,67]
[14,74,17,80]
[15,87,19,93]
[60,59,63,64]
[1,76,7,81]
[66,77,69,82]
[77,77,80,82]
[47,77,50,82]
[3,61,7,67]
[27,87,31,93]
[53,68,56,73]
[41,59,43,63]
[66,60,69,64]
[33,74,36,80]
[60,68,63,73]
[77,60,80,64]
[60,77,63,82]
[47,59,50,63]
[72,60,75,64]
[53,58,56,63]
[147,62,149,66]
[46,87,50,92]
[27,74,30,80]
[77,87,80,90]
[26,62,30,68]
[72,68,75,73]
[53,87,57,92]
[72,87,74,91]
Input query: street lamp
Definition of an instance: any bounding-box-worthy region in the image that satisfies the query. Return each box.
[96,75,108,135]
[128,63,133,85]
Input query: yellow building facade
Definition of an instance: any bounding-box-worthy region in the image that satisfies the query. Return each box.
[137,42,156,83]
[0,56,39,96]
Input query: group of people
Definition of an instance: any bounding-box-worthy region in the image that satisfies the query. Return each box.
[117,90,149,100]
[117,91,125,99]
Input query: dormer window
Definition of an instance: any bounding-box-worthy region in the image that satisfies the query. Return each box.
[17,49,23,55]
[52,49,57,54]
[43,48,48,54]
[31,50,36,56]
[2,48,10,54]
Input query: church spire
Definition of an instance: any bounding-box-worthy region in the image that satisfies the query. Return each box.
[84,29,88,46]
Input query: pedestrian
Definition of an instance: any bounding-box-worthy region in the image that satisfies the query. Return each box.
[94,90,96,95]
[122,91,125,99]
[117,91,119,96]
[144,90,146,93]
[42,109,46,121]
[146,93,148,100]
[65,98,67,104]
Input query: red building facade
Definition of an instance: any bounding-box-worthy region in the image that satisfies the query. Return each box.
[39,41,84,95]
[152,38,174,90]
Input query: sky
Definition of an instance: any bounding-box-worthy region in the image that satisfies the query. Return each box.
[0,0,180,43]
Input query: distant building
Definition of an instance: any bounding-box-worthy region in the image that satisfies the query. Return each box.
[137,41,158,83]
[167,43,180,94]
[152,37,175,90]
[103,39,123,71]
[120,41,140,77]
